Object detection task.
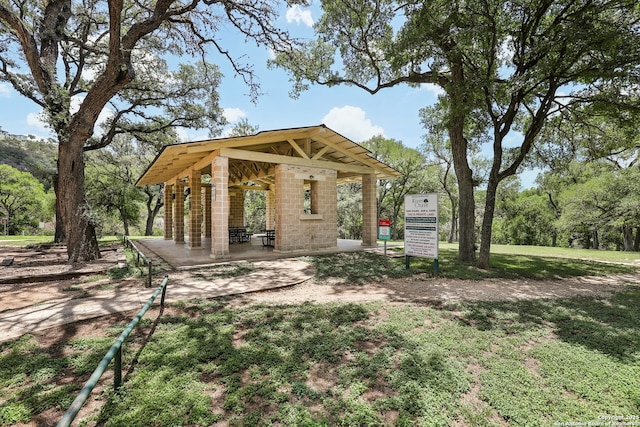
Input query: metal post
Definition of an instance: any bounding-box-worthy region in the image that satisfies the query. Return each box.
[383,241,387,266]
[405,255,410,270]
[147,262,152,288]
[160,275,168,307]
[114,347,122,390]
[434,258,439,276]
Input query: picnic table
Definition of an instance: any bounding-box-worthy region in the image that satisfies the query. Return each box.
[256,229,274,247]
[229,227,251,243]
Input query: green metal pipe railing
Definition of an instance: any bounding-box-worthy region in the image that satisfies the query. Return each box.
[122,236,153,287]
[57,275,169,427]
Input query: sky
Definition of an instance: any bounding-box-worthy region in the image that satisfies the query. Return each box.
[0,2,538,187]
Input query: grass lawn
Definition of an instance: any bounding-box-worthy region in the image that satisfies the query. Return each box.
[0,235,53,247]
[0,235,126,247]
[0,245,639,426]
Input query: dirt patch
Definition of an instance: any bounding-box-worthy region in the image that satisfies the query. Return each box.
[2,244,639,336]
[0,244,142,313]
[236,272,638,306]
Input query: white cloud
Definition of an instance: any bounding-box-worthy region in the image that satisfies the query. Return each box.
[0,83,11,98]
[286,5,314,27]
[420,83,445,98]
[322,105,385,142]
[223,107,247,123]
[26,111,51,134]
[176,127,210,142]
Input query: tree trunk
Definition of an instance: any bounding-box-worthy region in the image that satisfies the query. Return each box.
[622,225,634,251]
[451,145,475,262]
[448,206,457,243]
[592,229,599,250]
[445,185,458,243]
[634,226,640,252]
[53,174,65,243]
[477,175,499,269]
[121,208,130,236]
[447,61,476,263]
[144,186,164,236]
[551,231,557,247]
[57,137,100,262]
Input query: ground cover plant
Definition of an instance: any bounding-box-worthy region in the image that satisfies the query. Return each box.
[0,244,638,426]
[85,288,640,426]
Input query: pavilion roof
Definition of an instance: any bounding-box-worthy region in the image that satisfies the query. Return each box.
[136,124,402,187]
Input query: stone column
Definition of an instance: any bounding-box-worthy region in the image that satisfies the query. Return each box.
[266,185,276,230]
[210,156,230,259]
[163,183,173,240]
[361,173,377,247]
[188,170,202,249]
[204,184,212,238]
[174,180,185,244]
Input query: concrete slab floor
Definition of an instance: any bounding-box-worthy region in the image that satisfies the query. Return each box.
[134,238,402,269]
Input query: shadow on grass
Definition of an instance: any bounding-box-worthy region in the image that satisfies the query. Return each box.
[450,286,640,363]
[303,252,425,284]
[94,301,468,426]
[305,249,637,283]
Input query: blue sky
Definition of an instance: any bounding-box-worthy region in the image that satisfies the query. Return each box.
[0,3,537,187]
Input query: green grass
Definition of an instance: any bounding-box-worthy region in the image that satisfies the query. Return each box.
[0,235,52,247]
[1,244,639,426]
[0,235,126,248]
[308,246,637,282]
[88,288,640,426]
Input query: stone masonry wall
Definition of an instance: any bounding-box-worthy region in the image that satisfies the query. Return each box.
[275,164,337,252]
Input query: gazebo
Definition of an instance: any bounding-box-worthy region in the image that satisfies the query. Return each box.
[136,124,401,259]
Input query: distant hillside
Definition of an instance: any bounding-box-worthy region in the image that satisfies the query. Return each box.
[0,136,57,190]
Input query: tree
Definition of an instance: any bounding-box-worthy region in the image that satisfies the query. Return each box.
[0,136,57,190]
[0,165,49,235]
[86,135,145,236]
[274,0,640,268]
[1,0,305,261]
[273,0,479,262]
[227,118,260,138]
[337,182,363,239]
[535,101,640,249]
[493,185,558,247]
[557,164,640,251]
[362,135,432,239]
[420,105,489,243]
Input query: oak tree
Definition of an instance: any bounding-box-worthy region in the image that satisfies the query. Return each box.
[1,0,305,261]
[274,0,640,267]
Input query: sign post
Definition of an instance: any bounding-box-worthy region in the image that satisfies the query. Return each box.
[404,194,439,274]
[378,219,391,259]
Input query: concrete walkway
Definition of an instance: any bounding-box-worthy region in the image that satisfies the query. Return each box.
[0,259,314,343]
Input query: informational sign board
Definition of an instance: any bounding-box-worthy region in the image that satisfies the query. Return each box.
[404,193,439,259]
[378,219,391,240]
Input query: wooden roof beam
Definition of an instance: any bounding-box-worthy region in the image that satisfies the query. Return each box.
[287,139,310,159]
[311,145,331,160]
[313,134,380,170]
[219,147,376,175]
